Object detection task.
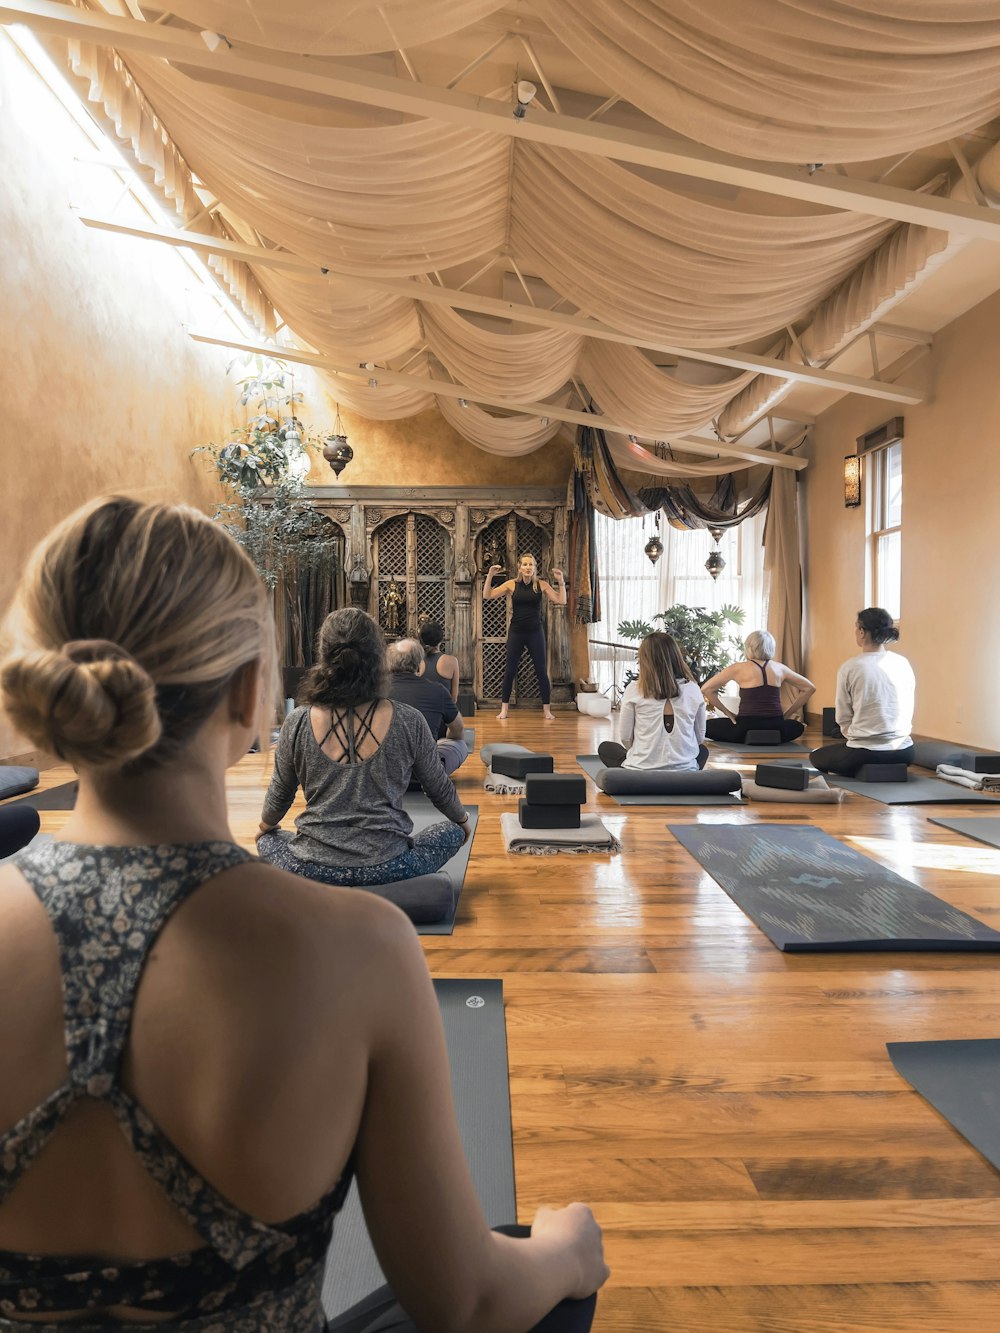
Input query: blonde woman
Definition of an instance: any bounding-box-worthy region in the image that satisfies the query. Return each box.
[701,629,815,744]
[0,497,606,1331]
[484,553,566,720]
[598,631,708,772]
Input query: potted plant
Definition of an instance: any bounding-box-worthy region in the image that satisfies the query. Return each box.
[617,604,745,685]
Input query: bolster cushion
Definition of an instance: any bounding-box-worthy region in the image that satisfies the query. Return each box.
[597,766,742,795]
[0,766,40,801]
[480,742,535,769]
[360,873,455,924]
[912,739,1000,773]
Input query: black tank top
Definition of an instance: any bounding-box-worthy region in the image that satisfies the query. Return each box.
[737,660,783,718]
[510,580,543,632]
[424,650,449,690]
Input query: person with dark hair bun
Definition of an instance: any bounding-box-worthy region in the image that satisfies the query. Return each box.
[419,620,460,706]
[257,608,471,885]
[810,607,915,776]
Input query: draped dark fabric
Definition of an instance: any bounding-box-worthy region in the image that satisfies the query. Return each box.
[638,472,773,531]
[281,529,346,666]
[568,430,602,624]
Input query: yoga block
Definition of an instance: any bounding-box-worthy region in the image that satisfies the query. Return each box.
[524,772,586,805]
[457,690,477,717]
[518,798,581,829]
[491,751,554,779]
[857,763,909,783]
[744,729,782,745]
[969,754,1000,774]
[754,763,810,791]
[822,707,843,738]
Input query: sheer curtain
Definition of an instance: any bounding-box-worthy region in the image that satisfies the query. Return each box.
[589,509,768,695]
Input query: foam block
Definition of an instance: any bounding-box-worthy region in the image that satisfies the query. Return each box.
[518,799,581,829]
[491,752,554,780]
[744,729,782,745]
[755,763,810,791]
[822,707,843,738]
[524,772,586,805]
[857,763,909,783]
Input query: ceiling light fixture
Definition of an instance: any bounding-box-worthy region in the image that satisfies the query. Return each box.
[513,80,537,120]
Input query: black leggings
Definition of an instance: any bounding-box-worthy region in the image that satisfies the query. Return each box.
[502,626,551,705]
[0,806,40,859]
[705,715,804,744]
[327,1226,597,1332]
[810,741,915,777]
[598,740,709,770]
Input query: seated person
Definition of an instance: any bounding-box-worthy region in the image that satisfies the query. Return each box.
[598,631,708,771]
[388,637,469,776]
[811,607,915,777]
[258,610,471,886]
[0,496,606,1331]
[419,619,460,707]
[701,630,815,743]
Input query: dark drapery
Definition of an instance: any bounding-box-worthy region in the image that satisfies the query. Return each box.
[638,472,773,531]
[567,430,603,623]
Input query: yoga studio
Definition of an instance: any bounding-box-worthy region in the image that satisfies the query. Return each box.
[3,5,1000,1330]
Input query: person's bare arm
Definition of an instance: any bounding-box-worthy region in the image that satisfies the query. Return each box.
[778,665,816,719]
[355,910,608,1332]
[441,652,461,703]
[483,567,514,601]
[445,713,465,742]
[540,568,567,606]
[701,666,739,722]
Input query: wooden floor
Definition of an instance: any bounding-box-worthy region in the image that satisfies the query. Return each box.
[27,710,1000,1330]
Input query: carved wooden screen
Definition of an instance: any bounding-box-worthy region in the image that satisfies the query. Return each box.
[476,513,549,703]
[373,513,448,642]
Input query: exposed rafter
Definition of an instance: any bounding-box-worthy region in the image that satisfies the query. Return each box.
[77,215,925,405]
[5,0,1000,242]
[188,331,808,472]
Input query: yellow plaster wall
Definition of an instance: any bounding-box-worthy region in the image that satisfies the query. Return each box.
[803,287,1000,748]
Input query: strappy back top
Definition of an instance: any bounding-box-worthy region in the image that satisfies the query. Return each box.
[319,698,380,763]
[737,660,783,718]
[0,840,352,1331]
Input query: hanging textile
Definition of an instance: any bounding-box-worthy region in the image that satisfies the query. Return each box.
[568,432,602,624]
[763,468,804,675]
[638,472,773,531]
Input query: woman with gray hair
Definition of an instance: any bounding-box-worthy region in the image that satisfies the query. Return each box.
[701,629,815,745]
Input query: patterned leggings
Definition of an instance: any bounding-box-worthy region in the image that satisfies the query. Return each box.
[258,822,464,886]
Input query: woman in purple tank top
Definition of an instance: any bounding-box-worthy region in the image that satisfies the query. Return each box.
[702,629,815,745]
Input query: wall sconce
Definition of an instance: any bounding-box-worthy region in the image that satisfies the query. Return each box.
[843,454,862,508]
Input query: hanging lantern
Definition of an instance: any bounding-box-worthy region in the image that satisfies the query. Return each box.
[322,404,353,477]
[705,549,726,580]
[708,525,725,544]
[644,534,664,565]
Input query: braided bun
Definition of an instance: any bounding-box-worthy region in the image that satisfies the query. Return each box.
[1,641,160,770]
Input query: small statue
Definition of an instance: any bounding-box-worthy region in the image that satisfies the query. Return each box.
[382,578,406,631]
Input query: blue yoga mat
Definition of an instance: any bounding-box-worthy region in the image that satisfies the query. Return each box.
[888,1039,1000,1172]
[669,822,1000,952]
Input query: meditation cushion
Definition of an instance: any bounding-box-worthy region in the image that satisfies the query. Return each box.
[517,798,581,830]
[912,739,1000,773]
[755,764,810,792]
[857,763,909,783]
[524,772,586,805]
[361,872,454,924]
[742,774,843,804]
[0,766,40,800]
[576,692,612,718]
[597,766,741,796]
[492,752,554,780]
[480,742,534,770]
[744,729,783,745]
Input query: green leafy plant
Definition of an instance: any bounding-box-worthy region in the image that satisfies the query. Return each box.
[618,603,746,684]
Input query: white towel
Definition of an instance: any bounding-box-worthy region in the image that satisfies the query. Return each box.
[937,763,1000,793]
[484,768,526,795]
[500,812,621,855]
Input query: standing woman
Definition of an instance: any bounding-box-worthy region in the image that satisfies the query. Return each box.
[485,553,566,721]
[810,607,915,776]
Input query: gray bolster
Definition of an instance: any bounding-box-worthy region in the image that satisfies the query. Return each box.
[480,742,535,769]
[360,873,455,924]
[598,766,741,795]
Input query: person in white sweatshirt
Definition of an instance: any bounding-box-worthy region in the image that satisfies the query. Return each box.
[598,631,708,772]
[810,607,915,777]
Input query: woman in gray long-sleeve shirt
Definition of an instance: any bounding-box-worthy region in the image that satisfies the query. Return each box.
[258,609,468,885]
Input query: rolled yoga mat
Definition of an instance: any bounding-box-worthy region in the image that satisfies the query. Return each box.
[4,782,78,812]
[323,978,515,1323]
[887,1039,1000,1173]
[668,822,1000,952]
[929,815,1000,850]
[577,754,742,805]
[827,773,1000,805]
[400,800,479,936]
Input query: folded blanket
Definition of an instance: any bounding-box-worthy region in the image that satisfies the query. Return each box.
[500,812,621,855]
[484,767,526,795]
[742,773,843,804]
[937,763,1000,793]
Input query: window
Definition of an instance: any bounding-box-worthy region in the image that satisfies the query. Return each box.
[869,441,902,620]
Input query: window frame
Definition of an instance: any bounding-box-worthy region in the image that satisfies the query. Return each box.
[867,440,902,621]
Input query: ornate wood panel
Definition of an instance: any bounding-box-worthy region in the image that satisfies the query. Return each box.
[372,512,449,642]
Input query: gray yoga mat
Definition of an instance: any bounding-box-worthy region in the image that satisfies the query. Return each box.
[887,1039,1000,1173]
[828,774,1000,805]
[576,754,742,806]
[668,822,1000,952]
[400,801,478,936]
[707,739,809,755]
[322,978,515,1322]
[930,816,1000,850]
[4,782,78,811]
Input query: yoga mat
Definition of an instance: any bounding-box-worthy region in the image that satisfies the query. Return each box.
[3,782,78,811]
[403,800,478,936]
[930,816,1000,850]
[668,822,1000,952]
[887,1039,1000,1173]
[577,754,742,805]
[828,774,1000,805]
[322,978,514,1322]
[707,740,809,755]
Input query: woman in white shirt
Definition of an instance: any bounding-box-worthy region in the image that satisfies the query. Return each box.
[598,632,708,772]
[810,607,915,776]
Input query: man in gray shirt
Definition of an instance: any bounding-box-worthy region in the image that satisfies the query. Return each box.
[387,639,469,776]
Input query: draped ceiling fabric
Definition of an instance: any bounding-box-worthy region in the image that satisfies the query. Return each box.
[61,2,1000,464]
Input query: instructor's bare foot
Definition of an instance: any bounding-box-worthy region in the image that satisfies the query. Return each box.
[497,707,509,720]
[543,707,555,721]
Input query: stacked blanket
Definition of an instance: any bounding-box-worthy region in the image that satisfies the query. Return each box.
[937,764,1000,793]
[500,812,621,855]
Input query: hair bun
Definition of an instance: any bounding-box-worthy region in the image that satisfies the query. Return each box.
[1,642,161,769]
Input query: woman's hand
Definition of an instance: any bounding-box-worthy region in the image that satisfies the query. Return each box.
[457,815,472,844]
[530,1203,609,1299]
[551,567,564,582]
[487,564,503,577]
[256,821,277,843]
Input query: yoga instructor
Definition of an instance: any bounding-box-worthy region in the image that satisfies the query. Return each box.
[484,553,566,721]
